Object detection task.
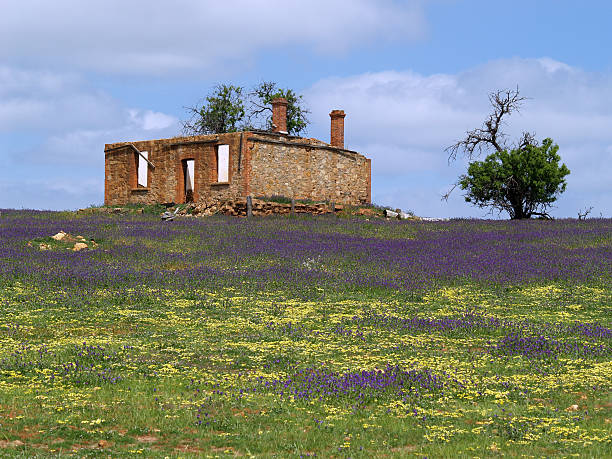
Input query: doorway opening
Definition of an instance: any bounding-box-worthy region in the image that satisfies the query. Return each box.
[182,159,195,203]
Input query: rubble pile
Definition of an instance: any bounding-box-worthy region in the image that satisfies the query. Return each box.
[176,198,343,217]
[76,202,424,220]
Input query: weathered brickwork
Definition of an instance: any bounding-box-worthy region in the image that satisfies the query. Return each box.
[105,132,247,206]
[104,106,371,207]
[330,110,346,148]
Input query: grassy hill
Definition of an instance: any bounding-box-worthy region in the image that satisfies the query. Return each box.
[0,211,611,457]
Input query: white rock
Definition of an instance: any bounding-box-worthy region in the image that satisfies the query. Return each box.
[384,209,399,218]
[73,242,88,251]
[398,211,412,220]
[421,217,450,222]
[51,231,67,241]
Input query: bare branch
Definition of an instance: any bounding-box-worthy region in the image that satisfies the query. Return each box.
[516,131,537,150]
[446,86,529,161]
[180,104,204,135]
[578,206,594,220]
[441,182,459,201]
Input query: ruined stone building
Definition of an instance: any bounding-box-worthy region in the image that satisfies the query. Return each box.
[104,98,371,207]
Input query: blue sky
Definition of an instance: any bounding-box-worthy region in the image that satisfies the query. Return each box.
[1,0,611,217]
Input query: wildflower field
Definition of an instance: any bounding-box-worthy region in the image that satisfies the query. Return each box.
[1,210,611,458]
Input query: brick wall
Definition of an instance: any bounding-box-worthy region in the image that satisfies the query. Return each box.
[105,133,247,206]
[105,131,370,207]
[329,110,346,149]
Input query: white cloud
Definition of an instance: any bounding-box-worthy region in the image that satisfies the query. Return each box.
[0,66,80,96]
[304,57,612,217]
[36,110,179,167]
[537,57,573,74]
[0,66,125,133]
[0,65,179,208]
[306,70,480,149]
[128,109,177,131]
[0,0,426,76]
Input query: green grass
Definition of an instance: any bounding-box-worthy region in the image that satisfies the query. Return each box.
[1,283,610,457]
[0,215,610,457]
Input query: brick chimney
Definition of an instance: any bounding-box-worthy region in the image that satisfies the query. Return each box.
[330,109,345,149]
[271,98,288,134]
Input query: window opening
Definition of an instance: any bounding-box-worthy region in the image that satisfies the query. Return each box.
[217,144,229,182]
[137,151,149,187]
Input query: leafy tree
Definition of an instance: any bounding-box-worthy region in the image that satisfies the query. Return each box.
[182,82,310,136]
[459,138,570,219]
[248,81,310,135]
[182,84,245,135]
[445,87,570,219]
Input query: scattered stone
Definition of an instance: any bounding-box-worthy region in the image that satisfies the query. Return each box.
[161,207,180,221]
[566,404,579,412]
[51,231,67,241]
[97,440,111,448]
[384,209,399,218]
[398,211,413,220]
[357,208,377,216]
[32,231,97,252]
[162,198,346,219]
[73,242,89,252]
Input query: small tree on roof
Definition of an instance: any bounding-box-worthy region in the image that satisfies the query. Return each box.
[182,82,310,136]
[247,81,310,136]
[182,84,246,135]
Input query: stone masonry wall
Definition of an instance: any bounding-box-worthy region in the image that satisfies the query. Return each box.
[105,131,371,207]
[104,149,131,205]
[247,134,370,205]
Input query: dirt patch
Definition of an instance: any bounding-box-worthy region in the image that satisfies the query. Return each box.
[0,440,24,448]
[231,407,262,417]
[136,435,158,443]
[0,405,24,419]
[16,428,40,440]
[96,439,113,448]
[175,443,203,453]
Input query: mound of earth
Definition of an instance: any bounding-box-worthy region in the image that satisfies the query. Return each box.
[28,231,98,251]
